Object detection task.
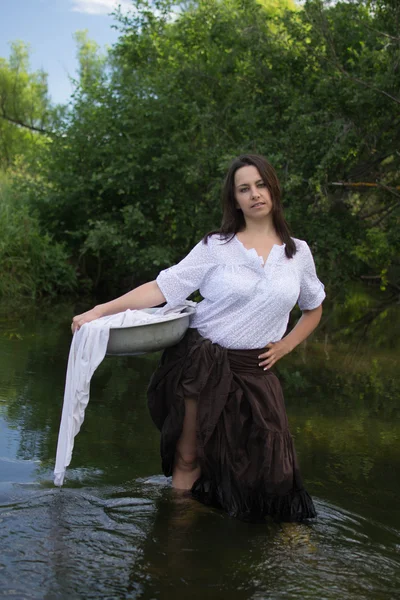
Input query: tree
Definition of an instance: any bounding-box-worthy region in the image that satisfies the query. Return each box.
[17,0,400,343]
[0,41,54,168]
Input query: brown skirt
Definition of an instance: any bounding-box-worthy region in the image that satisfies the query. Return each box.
[147,329,316,523]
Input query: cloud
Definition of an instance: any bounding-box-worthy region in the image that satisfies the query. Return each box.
[71,0,132,15]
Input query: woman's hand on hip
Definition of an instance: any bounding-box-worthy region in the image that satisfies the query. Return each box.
[258,339,291,370]
[71,306,103,334]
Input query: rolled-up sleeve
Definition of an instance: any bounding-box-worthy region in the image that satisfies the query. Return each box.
[297,242,326,311]
[156,240,213,308]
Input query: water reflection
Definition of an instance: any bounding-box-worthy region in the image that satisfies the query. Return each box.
[0,311,399,599]
[1,480,399,600]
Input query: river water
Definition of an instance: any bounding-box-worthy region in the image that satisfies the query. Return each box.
[0,309,399,599]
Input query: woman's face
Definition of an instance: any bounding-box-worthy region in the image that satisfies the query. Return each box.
[234,165,273,221]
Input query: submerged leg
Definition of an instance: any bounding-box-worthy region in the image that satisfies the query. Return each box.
[172,397,201,490]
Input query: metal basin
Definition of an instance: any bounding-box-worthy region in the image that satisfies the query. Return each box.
[106,306,196,356]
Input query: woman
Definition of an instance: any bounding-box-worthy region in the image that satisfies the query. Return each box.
[72,154,325,522]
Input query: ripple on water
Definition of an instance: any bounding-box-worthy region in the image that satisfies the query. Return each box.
[0,484,400,600]
[259,499,400,600]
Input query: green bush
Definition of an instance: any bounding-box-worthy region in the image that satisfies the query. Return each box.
[0,171,77,301]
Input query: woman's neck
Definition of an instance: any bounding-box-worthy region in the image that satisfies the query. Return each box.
[239,218,277,239]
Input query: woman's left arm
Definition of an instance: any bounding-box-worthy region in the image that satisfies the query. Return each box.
[258,305,323,370]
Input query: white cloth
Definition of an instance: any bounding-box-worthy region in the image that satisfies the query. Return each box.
[156,235,326,349]
[54,304,195,486]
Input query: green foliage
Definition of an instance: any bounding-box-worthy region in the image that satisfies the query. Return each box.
[0,42,75,301]
[0,170,77,300]
[0,41,54,168]
[1,0,399,338]
[73,30,108,91]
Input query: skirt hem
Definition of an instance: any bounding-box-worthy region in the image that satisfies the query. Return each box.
[191,477,317,523]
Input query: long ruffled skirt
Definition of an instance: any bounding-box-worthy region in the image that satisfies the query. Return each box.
[147,329,316,522]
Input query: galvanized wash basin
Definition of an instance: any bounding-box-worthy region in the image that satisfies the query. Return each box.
[106,306,196,356]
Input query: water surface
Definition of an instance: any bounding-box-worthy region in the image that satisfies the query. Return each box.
[0,311,399,599]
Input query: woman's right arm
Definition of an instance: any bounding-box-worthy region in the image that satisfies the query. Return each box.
[71,280,166,333]
[72,237,213,332]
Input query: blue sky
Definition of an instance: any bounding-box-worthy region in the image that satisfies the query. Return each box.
[0,0,132,104]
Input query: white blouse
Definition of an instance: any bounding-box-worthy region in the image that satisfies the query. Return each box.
[156,234,326,349]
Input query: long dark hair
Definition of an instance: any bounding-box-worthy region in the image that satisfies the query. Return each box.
[203,154,296,259]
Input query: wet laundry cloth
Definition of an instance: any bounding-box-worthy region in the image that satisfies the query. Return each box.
[54,303,196,486]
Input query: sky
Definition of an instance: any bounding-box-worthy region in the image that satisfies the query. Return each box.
[0,0,132,104]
